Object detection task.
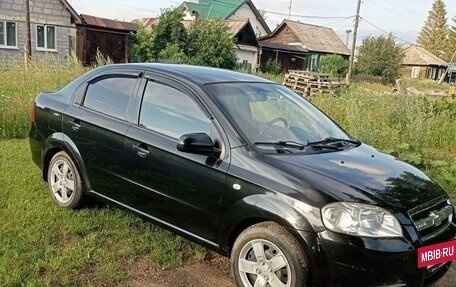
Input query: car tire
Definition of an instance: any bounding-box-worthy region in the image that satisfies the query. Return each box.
[47,151,83,209]
[231,221,309,287]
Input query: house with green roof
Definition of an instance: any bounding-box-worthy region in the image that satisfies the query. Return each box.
[181,0,269,71]
[182,0,270,37]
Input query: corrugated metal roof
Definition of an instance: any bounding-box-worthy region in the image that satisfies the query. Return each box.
[183,0,245,19]
[261,20,350,56]
[80,14,137,32]
[403,45,447,66]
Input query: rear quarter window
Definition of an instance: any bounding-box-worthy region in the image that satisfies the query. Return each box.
[83,76,137,120]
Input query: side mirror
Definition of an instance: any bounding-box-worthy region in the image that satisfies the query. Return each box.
[177,133,221,157]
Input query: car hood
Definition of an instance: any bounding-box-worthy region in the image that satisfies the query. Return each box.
[263,144,447,211]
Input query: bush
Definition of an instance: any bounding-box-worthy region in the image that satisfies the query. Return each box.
[356,35,404,84]
[157,43,188,64]
[261,58,283,75]
[187,19,237,69]
[318,54,349,78]
[130,8,237,69]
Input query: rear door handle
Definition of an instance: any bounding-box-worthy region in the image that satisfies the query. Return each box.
[132,144,150,157]
[69,120,82,131]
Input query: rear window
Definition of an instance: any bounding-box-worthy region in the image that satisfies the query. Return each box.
[83,76,137,120]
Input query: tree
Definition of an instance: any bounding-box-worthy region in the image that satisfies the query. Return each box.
[356,35,404,84]
[260,58,283,75]
[417,0,449,60]
[157,43,188,64]
[187,19,237,69]
[150,8,188,60]
[318,54,349,78]
[130,25,154,62]
[447,17,456,61]
[130,8,237,69]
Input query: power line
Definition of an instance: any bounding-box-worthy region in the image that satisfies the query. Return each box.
[263,10,355,19]
[381,0,427,19]
[323,17,354,27]
[365,0,424,23]
[360,17,412,44]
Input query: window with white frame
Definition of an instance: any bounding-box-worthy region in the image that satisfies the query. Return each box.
[411,67,420,78]
[0,21,17,48]
[36,25,56,51]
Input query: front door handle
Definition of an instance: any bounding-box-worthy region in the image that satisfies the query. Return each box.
[132,144,150,157]
[69,120,82,131]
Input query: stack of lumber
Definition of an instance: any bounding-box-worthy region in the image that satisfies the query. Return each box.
[283,70,341,96]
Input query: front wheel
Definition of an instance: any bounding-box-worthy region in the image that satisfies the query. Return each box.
[231,222,309,287]
[47,151,84,209]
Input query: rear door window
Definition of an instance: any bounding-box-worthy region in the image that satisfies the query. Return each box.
[83,76,137,120]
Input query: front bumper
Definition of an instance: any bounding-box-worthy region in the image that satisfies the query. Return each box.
[289,221,456,287]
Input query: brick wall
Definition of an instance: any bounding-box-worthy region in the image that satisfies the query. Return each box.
[0,0,73,64]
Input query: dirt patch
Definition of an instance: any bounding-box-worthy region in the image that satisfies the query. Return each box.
[127,257,455,287]
[127,257,235,287]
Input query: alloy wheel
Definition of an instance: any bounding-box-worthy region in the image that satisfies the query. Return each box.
[49,159,75,204]
[238,239,291,287]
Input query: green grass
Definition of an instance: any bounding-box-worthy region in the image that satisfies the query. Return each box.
[0,60,85,140]
[0,139,206,286]
[403,77,451,91]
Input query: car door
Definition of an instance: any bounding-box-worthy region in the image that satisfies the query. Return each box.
[121,73,230,243]
[63,70,141,196]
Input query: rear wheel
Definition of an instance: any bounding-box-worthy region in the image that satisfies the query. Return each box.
[47,151,83,209]
[231,222,309,287]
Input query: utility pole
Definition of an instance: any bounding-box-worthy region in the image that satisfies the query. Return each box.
[347,0,362,84]
[25,0,32,61]
[345,29,352,47]
[288,0,293,19]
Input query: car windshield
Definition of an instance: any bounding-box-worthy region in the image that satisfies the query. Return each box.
[206,82,351,151]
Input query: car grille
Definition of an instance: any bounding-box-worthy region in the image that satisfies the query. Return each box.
[408,197,453,241]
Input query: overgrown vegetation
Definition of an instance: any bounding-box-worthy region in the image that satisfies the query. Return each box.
[356,35,404,84]
[130,8,237,69]
[318,54,349,78]
[260,58,283,75]
[0,55,85,139]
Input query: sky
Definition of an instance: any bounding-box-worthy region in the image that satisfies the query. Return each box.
[68,0,456,45]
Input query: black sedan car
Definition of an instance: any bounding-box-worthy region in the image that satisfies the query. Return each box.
[29,64,455,287]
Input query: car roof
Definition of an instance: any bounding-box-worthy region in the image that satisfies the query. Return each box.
[102,63,273,85]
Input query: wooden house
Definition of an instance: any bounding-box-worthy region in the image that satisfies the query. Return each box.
[259,20,350,71]
[402,45,448,80]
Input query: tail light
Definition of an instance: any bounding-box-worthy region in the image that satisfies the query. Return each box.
[29,101,36,123]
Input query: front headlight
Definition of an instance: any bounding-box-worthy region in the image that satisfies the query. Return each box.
[321,202,403,238]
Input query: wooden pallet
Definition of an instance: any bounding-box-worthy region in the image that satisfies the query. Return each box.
[284,70,340,96]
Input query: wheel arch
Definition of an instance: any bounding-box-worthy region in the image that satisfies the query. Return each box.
[42,132,90,190]
[219,195,319,255]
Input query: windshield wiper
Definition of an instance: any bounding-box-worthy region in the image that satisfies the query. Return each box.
[254,141,305,151]
[306,136,361,146]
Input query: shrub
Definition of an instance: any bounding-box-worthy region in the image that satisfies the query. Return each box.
[318,54,349,78]
[261,58,283,75]
[187,19,237,69]
[356,35,404,84]
[130,8,237,69]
